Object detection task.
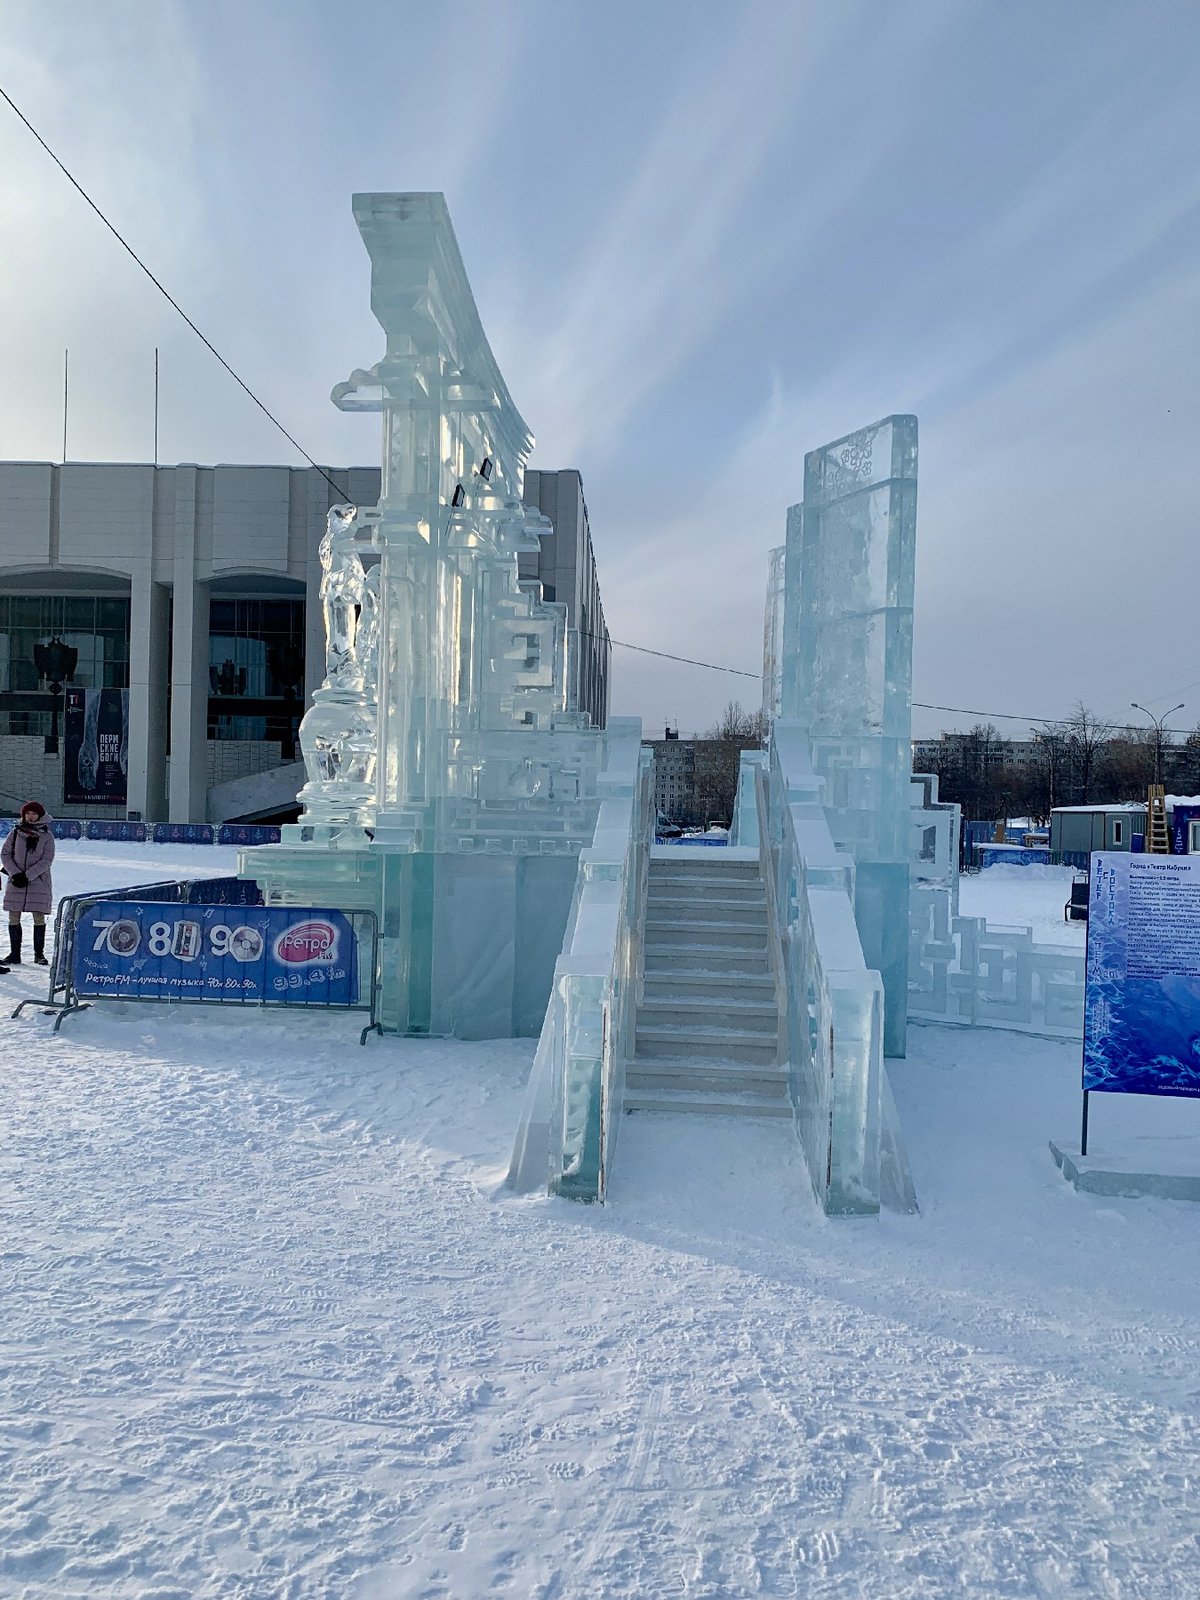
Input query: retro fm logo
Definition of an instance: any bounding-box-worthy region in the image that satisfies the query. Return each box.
[274,919,339,965]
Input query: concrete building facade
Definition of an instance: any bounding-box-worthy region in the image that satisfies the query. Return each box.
[0,459,609,821]
[520,469,609,730]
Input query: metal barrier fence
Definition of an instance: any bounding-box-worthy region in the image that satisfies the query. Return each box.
[15,879,379,1042]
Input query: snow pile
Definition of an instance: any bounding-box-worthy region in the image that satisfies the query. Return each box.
[1,844,1197,1597]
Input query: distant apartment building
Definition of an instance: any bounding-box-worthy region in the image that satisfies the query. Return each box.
[0,459,610,821]
[645,728,698,821]
[913,732,1044,771]
[641,728,754,827]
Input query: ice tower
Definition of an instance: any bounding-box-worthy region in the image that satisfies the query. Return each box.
[779,416,917,1057]
[246,195,616,1037]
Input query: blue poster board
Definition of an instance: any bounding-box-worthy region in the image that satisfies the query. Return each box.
[1084,853,1200,1099]
[72,901,358,1007]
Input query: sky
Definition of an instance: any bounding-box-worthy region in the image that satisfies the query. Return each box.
[2,0,1199,739]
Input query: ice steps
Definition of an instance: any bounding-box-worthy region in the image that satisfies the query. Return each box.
[631,853,784,1114]
[624,1085,792,1119]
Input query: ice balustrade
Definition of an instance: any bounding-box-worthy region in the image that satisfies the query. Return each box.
[755,725,915,1214]
[506,720,653,1200]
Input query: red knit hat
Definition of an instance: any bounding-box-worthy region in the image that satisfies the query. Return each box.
[19,800,46,820]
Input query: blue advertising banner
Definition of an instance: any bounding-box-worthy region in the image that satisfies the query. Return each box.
[1084,853,1200,1099]
[72,901,358,1007]
[85,820,148,843]
[218,824,282,847]
[152,823,216,845]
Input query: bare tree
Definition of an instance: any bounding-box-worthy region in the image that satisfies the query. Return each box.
[1053,702,1115,805]
[1102,730,1156,801]
[694,700,766,825]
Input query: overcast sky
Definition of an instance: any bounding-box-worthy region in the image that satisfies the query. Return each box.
[3,1,1199,739]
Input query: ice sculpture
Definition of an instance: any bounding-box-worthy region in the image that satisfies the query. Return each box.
[246,195,614,1039]
[780,416,917,1057]
[296,504,379,828]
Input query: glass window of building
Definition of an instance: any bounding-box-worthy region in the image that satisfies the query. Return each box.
[207,597,305,753]
[0,594,131,735]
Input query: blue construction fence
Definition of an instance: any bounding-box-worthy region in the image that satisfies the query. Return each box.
[0,818,281,847]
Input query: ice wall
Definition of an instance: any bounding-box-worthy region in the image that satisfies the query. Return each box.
[780,415,917,1056]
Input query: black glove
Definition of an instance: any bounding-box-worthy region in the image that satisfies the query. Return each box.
[11,872,28,888]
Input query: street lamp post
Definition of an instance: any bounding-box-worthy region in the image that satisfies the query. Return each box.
[1130,701,1185,789]
[33,637,79,755]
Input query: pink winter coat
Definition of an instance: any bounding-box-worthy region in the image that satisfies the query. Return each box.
[2,820,55,915]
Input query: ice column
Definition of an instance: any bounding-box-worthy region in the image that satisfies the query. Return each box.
[780,415,917,1057]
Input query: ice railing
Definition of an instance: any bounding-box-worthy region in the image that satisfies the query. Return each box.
[506,719,652,1201]
[752,725,915,1216]
[909,884,1084,1037]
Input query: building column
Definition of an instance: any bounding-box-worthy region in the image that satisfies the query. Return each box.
[126,565,170,820]
[168,469,209,822]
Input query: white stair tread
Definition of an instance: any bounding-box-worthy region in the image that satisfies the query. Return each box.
[636,1022,779,1045]
[625,1088,792,1118]
[639,993,777,1012]
[628,1057,788,1082]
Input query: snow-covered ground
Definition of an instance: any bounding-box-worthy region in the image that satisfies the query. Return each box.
[2,844,1198,1598]
[959,862,1087,948]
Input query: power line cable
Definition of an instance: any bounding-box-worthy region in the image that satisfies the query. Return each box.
[607,637,759,678]
[595,636,1191,736]
[9,86,1190,742]
[0,84,346,498]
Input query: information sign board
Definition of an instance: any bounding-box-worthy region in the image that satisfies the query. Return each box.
[72,901,358,1007]
[1084,853,1200,1099]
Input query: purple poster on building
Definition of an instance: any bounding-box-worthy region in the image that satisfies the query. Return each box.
[63,687,128,806]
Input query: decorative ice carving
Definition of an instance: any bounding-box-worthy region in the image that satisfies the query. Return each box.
[357,561,382,698]
[319,504,367,693]
[296,504,378,828]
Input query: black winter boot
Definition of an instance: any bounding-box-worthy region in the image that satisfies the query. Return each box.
[32,924,47,966]
[5,924,21,965]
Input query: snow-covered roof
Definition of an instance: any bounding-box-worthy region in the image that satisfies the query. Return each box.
[1052,803,1146,813]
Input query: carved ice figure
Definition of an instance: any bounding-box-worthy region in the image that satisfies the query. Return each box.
[300,697,377,788]
[296,503,378,827]
[319,504,367,692]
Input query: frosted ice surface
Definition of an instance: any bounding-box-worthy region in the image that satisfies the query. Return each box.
[780,415,917,1057]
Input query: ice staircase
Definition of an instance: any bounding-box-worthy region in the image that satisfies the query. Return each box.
[626,853,789,1118]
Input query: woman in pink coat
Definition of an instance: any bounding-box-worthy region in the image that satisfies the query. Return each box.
[2,800,56,968]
